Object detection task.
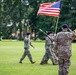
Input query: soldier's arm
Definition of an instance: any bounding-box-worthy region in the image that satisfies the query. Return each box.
[54,35,58,57]
[69,28,76,38]
[48,36,55,41]
[69,28,75,34]
[30,42,35,48]
[46,37,51,46]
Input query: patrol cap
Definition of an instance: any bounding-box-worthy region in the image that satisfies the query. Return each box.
[62,24,68,28]
[47,31,53,35]
[26,32,31,35]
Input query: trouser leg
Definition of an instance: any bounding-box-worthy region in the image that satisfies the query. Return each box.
[40,55,47,64]
[49,52,58,65]
[19,50,27,63]
[58,58,64,75]
[48,48,58,65]
[44,56,49,64]
[27,50,35,64]
[63,58,71,75]
[40,51,48,64]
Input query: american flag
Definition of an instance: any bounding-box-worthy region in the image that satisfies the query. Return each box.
[37,0,62,17]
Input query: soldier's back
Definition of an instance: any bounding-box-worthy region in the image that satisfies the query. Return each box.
[45,37,51,49]
[57,31,73,46]
[24,37,30,49]
[56,31,73,58]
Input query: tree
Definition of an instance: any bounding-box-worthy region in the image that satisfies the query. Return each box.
[58,0,76,31]
[0,0,30,40]
[0,0,76,40]
[28,0,58,40]
[28,0,41,40]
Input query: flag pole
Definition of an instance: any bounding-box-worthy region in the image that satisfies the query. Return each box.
[55,16,59,33]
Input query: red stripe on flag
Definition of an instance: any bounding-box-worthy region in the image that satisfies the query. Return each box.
[37,1,62,17]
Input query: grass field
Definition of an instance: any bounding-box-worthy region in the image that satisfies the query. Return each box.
[0,40,76,75]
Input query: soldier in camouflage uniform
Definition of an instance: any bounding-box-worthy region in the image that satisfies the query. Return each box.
[54,24,76,75]
[19,32,35,64]
[40,31,58,65]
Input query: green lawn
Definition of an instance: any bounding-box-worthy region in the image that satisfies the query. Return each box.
[0,40,76,75]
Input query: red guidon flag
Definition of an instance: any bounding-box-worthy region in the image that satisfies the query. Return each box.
[37,0,62,17]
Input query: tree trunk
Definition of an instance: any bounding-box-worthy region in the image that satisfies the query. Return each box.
[34,29,37,41]
[19,0,23,40]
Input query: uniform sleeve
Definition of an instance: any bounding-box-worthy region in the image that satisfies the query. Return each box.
[54,34,58,57]
[69,29,76,39]
[72,33,76,39]
[30,42,32,46]
[30,42,34,48]
[46,37,51,46]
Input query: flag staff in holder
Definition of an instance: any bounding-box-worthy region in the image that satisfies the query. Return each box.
[55,16,59,33]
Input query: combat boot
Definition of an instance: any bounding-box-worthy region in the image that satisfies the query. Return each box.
[19,61,22,63]
[44,60,48,64]
[40,61,45,65]
[19,58,23,63]
[30,60,36,64]
[53,63,58,65]
[53,60,58,65]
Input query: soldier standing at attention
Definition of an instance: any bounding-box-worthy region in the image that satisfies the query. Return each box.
[19,32,35,64]
[40,31,58,65]
[54,24,76,75]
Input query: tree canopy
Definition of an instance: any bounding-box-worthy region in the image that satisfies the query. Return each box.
[0,0,76,40]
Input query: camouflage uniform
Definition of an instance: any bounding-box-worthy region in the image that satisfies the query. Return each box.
[55,30,76,75]
[19,36,35,64]
[40,36,58,65]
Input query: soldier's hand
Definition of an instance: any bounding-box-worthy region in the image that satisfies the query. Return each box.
[69,28,75,34]
[32,45,35,48]
[33,46,35,48]
[69,28,72,32]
